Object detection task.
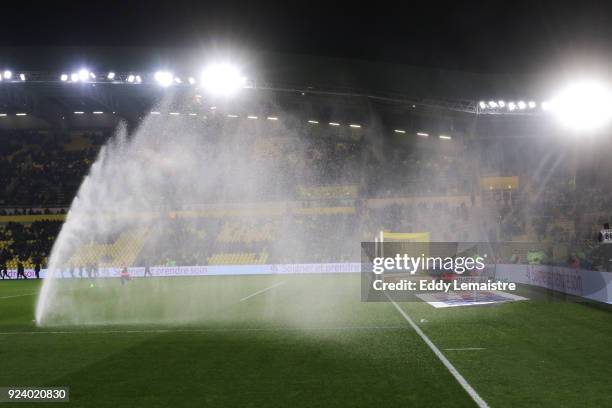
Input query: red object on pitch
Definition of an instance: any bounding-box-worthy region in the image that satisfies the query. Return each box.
[441,272,456,282]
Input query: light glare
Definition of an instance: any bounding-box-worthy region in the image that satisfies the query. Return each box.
[78,69,89,81]
[154,71,174,87]
[200,63,246,96]
[551,80,612,131]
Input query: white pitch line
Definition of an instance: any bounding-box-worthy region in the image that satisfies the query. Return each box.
[239,281,285,302]
[444,348,486,351]
[0,326,408,336]
[0,292,37,300]
[387,295,490,408]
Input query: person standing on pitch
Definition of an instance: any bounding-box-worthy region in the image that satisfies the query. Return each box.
[16,260,26,280]
[143,261,152,277]
[0,258,8,279]
[34,256,41,279]
[120,266,131,285]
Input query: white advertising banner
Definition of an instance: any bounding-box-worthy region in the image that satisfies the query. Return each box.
[5,263,612,304]
[495,264,612,304]
[3,262,361,280]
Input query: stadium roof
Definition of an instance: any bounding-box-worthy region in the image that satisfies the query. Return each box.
[0,46,546,98]
[0,47,558,130]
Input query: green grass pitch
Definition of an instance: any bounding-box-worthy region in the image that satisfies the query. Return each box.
[1,275,612,407]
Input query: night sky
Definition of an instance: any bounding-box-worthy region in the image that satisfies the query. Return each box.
[1,1,612,74]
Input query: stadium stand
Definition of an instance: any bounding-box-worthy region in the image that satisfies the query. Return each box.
[1,95,611,272]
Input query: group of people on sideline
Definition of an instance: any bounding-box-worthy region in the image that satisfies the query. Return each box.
[0,259,41,279]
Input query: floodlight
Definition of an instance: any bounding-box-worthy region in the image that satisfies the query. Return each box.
[541,101,551,111]
[517,101,526,110]
[3,70,12,79]
[508,102,516,111]
[188,77,196,85]
[60,74,68,81]
[78,69,89,81]
[479,101,486,109]
[71,73,79,82]
[19,73,25,81]
[127,75,135,83]
[200,63,246,96]
[154,71,174,87]
[135,75,142,83]
[550,80,612,131]
[498,100,505,108]
[174,77,182,84]
[107,72,115,80]
[528,101,536,108]
[488,101,498,108]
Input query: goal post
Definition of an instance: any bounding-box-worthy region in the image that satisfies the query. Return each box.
[376,231,430,258]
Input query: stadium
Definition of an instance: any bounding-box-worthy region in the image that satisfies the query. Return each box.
[2,4,612,407]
